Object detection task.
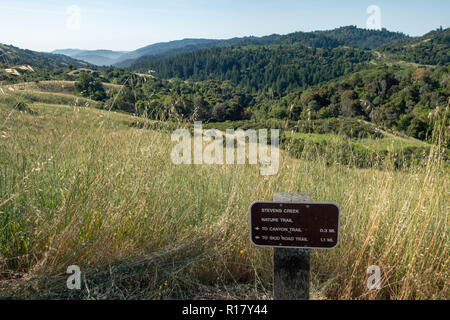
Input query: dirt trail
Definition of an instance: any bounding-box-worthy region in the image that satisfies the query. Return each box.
[356,119,426,145]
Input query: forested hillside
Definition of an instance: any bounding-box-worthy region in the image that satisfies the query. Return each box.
[0,43,87,69]
[1,26,448,144]
[315,26,407,49]
[124,26,407,69]
[101,26,448,144]
[254,65,449,140]
[103,64,448,143]
[130,45,373,95]
[381,27,450,65]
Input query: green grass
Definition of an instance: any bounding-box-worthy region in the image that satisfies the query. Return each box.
[283,131,431,168]
[284,132,335,143]
[0,90,103,109]
[0,91,448,300]
[355,137,425,151]
[0,81,77,94]
[285,131,426,151]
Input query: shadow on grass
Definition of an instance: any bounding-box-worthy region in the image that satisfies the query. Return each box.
[0,237,269,300]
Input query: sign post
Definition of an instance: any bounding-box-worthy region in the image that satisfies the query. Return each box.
[249,193,340,300]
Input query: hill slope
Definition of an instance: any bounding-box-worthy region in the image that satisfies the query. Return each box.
[380,27,450,65]
[0,88,447,300]
[0,44,88,69]
[51,26,410,67]
[119,26,408,68]
[315,26,408,49]
[129,44,374,95]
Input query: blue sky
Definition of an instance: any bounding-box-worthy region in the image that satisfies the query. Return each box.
[0,0,448,52]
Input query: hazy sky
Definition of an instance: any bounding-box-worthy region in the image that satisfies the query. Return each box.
[0,0,449,52]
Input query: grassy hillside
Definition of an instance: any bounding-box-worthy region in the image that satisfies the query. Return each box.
[0,80,123,110]
[0,90,447,299]
[0,24,448,300]
[0,80,122,94]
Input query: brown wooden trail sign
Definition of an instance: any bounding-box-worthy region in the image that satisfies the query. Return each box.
[249,193,340,300]
[250,201,340,249]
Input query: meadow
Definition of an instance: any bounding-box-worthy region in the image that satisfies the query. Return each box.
[0,90,448,300]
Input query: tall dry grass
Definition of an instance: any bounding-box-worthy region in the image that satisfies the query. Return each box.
[0,99,448,299]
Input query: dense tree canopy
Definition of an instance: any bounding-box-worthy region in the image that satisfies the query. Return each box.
[131,45,373,96]
[381,28,450,65]
[74,72,106,101]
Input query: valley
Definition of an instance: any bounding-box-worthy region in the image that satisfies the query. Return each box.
[0,25,448,300]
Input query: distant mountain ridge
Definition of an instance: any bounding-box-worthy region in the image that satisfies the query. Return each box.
[113,39,226,67]
[52,49,129,66]
[52,26,411,67]
[52,39,230,67]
